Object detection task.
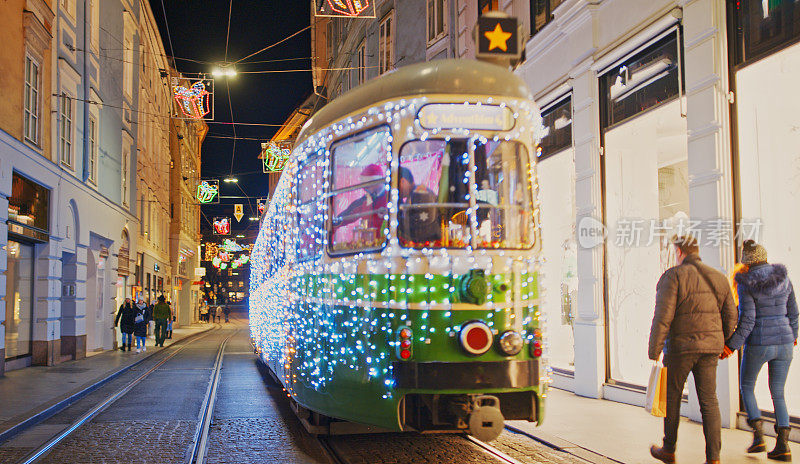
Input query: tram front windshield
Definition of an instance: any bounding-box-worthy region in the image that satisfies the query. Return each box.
[397,139,534,249]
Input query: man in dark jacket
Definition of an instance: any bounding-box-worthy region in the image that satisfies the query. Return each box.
[648,236,738,464]
[152,295,172,347]
[114,298,135,351]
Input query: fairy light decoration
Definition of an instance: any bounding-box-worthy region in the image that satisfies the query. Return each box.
[196,180,219,204]
[173,81,211,119]
[261,141,292,173]
[248,92,552,404]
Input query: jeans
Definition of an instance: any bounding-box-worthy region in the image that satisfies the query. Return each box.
[135,336,146,349]
[155,319,168,346]
[740,343,794,427]
[121,332,132,346]
[663,353,721,461]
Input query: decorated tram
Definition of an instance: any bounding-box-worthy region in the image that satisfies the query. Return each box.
[249,59,548,441]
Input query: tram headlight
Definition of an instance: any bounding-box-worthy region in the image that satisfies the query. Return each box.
[498,330,523,356]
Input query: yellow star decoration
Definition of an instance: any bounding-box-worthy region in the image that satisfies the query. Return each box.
[484,23,512,52]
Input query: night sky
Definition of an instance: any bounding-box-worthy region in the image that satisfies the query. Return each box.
[148,0,313,240]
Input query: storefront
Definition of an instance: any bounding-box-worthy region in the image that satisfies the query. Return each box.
[536,94,577,375]
[729,0,800,420]
[3,173,50,371]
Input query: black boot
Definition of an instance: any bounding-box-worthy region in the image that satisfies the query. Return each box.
[768,425,793,461]
[748,418,766,453]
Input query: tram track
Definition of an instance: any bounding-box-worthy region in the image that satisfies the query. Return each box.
[7,325,235,464]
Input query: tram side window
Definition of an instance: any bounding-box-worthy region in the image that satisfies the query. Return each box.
[329,127,391,254]
[296,153,327,260]
[398,140,471,248]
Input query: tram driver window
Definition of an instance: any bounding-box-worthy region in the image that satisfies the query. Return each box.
[329,127,392,254]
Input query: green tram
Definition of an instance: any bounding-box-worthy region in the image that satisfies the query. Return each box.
[249,59,549,441]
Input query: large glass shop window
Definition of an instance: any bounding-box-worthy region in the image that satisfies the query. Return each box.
[735,39,800,417]
[329,127,391,254]
[4,240,34,359]
[397,139,534,249]
[536,97,576,371]
[730,0,800,66]
[601,31,689,386]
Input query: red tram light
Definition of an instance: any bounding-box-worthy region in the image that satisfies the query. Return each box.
[396,327,413,361]
[400,339,412,349]
[400,349,412,360]
[399,328,412,339]
[459,321,493,356]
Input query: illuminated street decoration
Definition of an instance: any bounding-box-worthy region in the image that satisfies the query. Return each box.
[172,78,213,120]
[257,198,268,216]
[221,238,243,252]
[234,204,244,222]
[213,217,231,235]
[315,0,374,17]
[260,141,292,173]
[476,16,520,60]
[196,180,219,204]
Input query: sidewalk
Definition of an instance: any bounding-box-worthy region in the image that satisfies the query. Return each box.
[510,387,798,463]
[0,322,215,442]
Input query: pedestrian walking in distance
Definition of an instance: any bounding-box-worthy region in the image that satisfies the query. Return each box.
[200,301,209,323]
[209,305,217,324]
[114,298,135,351]
[648,236,738,464]
[223,304,230,323]
[167,301,174,339]
[721,240,798,461]
[133,299,150,353]
[153,295,171,347]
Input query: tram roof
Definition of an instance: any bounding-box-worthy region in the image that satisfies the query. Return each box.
[296,59,533,146]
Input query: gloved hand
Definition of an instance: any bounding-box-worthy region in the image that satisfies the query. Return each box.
[720,345,734,359]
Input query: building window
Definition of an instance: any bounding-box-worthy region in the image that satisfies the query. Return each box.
[729,0,800,67]
[23,55,40,145]
[123,35,133,98]
[378,12,394,75]
[479,0,498,14]
[326,20,334,62]
[61,0,76,19]
[121,148,129,206]
[357,41,366,84]
[428,0,447,43]
[90,0,99,52]
[59,94,73,168]
[530,0,564,35]
[537,96,572,160]
[88,116,98,183]
[329,127,391,254]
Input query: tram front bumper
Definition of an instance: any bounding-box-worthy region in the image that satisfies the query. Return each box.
[391,359,539,390]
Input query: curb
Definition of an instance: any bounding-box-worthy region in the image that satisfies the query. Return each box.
[0,325,217,445]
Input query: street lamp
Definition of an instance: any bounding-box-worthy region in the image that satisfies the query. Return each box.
[248,217,259,221]
[212,65,237,78]
[223,177,238,183]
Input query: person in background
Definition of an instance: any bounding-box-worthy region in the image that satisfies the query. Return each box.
[209,304,217,324]
[114,298,135,352]
[721,240,798,461]
[199,300,209,323]
[152,295,171,348]
[133,298,150,353]
[167,301,174,339]
[648,236,738,464]
[222,303,231,323]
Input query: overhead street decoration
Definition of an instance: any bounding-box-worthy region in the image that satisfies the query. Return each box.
[172,77,214,120]
[476,16,520,60]
[234,204,244,222]
[257,198,268,216]
[260,141,292,173]
[213,217,231,235]
[196,180,220,204]
[315,0,375,18]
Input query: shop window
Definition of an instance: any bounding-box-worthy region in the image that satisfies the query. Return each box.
[8,173,50,242]
[378,12,394,75]
[530,0,564,35]
[537,96,572,160]
[600,32,682,129]
[296,151,326,260]
[329,127,391,254]
[23,54,40,146]
[4,241,34,360]
[427,0,447,44]
[734,38,800,417]
[730,0,800,67]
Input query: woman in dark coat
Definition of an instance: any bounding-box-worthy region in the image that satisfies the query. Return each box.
[722,240,798,461]
[133,299,150,353]
[114,298,135,351]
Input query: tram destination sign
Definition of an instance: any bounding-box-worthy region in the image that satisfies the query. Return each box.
[417,104,515,131]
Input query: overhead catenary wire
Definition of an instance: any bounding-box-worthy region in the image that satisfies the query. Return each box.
[158,0,177,67]
[232,25,312,64]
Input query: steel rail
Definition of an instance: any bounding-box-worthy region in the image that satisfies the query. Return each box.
[17,327,221,464]
[187,329,239,464]
[316,436,349,464]
[465,435,529,464]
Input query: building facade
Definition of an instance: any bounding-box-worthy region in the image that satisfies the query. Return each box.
[311,0,800,435]
[169,78,206,326]
[135,1,172,308]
